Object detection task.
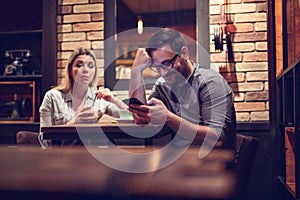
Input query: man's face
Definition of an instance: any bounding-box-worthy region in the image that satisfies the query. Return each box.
[151,45,187,86]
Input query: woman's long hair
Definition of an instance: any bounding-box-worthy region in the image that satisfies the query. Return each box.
[55,48,98,93]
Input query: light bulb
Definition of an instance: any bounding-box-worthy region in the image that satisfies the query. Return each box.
[137,17,143,35]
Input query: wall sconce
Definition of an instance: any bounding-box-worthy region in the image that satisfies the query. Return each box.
[137,15,143,35]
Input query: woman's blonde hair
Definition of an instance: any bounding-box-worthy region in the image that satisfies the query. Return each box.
[55,48,98,92]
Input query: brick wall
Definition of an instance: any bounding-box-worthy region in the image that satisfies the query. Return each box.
[56,0,104,86]
[55,0,269,122]
[210,0,268,122]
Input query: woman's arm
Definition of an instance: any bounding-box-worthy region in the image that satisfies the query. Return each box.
[95,87,127,109]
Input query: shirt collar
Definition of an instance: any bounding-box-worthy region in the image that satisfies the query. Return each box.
[172,61,197,91]
[86,86,95,100]
[185,61,197,85]
[64,86,95,102]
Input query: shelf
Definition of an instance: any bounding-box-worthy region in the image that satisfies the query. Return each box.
[285,127,296,195]
[278,176,297,200]
[0,80,41,123]
[0,29,43,35]
[0,75,42,81]
[276,58,300,199]
[277,57,300,81]
[0,0,56,145]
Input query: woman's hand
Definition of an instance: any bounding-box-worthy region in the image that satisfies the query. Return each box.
[128,98,169,125]
[95,88,114,102]
[95,87,128,109]
[69,106,100,124]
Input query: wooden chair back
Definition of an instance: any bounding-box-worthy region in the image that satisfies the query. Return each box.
[234,133,259,200]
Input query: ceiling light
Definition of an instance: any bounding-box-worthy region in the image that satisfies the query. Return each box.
[137,16,143,35]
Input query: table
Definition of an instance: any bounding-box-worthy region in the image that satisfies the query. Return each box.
[41,121,173,146]
[0,146,236,200]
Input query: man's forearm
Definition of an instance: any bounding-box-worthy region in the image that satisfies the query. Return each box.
[129,69,147,104]
[166,111,220,145]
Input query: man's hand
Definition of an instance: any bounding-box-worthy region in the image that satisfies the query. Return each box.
[132,48,152,72]
[128,98,169,125]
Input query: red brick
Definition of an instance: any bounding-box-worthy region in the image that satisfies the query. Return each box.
[235,13,266,23]
[209,15,220,24]
[90,0,103,3]
[233,32,267,42]
[74,4,103,13]
[58,32,86,42]
[244,0,266,2]
[64,14,91,23]
[211,52,243,62]
[251,111,269,121]
[57,43,62,51]
[227,4,256,14]
[256,42,267,51]
[58,6,72,14]
[217,63,237,72]
[92,13,104,21]
[246,71,268,81]
[244,52,268,62]
[57,16,62,24]
[234,93,245,101]
[255,22,267,31]
[233,43,255,52]
[61,0,88,5]
[235,62,268,71]
[236,112,250,122]
[57,24,72,33]
[220,72,245,83]
[210,0,242,5]
[92,41,104,49]
[245,91,269,101]
[234,102,265,111]
[57,60,67,69]
[230,82,263,92]
[73,22,104,32]
[93,49,104,59]
[87,31,104,40]
[61,41,91,51]
[228,23,253,33]
[57,51,73,60]
[257,2,267,12]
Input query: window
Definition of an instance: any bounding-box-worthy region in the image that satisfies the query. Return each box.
[104,0,208,90]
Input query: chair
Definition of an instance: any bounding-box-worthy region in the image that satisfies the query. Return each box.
[16,131,40,145]
[234,133,259,200]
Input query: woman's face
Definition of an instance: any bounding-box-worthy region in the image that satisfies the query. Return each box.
[71,55,96,87]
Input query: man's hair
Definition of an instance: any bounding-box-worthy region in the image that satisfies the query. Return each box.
[146,28,186,56]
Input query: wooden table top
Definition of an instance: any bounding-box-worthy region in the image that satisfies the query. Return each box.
[41,117,173,145]
[41,122,167,133]
[0,146,235,200]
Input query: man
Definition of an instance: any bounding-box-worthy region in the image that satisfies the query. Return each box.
[129,28,236,150]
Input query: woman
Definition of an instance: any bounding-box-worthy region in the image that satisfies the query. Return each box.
[39,47,127,146]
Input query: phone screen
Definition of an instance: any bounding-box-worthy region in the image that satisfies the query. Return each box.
[129,98,144,105]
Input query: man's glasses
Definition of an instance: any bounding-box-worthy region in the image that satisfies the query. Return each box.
[150,53,179,73]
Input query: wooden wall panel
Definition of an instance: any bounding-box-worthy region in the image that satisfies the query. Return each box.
[275,0,283,77]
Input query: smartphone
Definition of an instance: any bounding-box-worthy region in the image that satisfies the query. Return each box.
[123,98,155,107]
[129,97,144,106]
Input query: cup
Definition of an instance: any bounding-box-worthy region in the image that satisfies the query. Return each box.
[90,106,103,121]
[119,109,133,120]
